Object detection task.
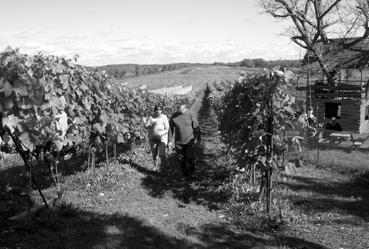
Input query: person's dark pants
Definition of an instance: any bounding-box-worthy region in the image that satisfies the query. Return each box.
[175,139,195,177]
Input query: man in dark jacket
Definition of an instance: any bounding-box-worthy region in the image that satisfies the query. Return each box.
[168,104,201,177]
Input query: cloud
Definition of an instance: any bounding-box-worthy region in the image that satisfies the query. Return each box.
[0,31,300,66]
[240,18,252,23]
[12,30,46,39]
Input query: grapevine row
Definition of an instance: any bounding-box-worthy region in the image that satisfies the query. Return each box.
[206,68,297,216]
[0,47,196,206]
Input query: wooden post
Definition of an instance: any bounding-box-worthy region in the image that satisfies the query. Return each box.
[317,138,320,162]
[307,56,312,110]
[114,143,117,162]
[28,160,33,212]
[252,163,256,187]
[87,146,91,170]
[91,146,96,178]
[346,69,349,84]
[105,141,109,167]
[266,88,273,217]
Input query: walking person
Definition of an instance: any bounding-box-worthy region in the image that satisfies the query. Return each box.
[168,104,201,178]
[145,104,169,170]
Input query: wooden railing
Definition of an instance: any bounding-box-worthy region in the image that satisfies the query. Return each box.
[296,81,366,99]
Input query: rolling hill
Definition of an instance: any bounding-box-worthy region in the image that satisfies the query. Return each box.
[116,65,260,93]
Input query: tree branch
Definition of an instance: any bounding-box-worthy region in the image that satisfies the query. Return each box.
[320,0,342,19]
[291,37,309,49]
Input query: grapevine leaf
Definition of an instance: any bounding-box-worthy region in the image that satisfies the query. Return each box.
[0,77,5,90]
[2,134,11,143]
[54,139,64,152]
[12,79,28,97]
[93,123,104,133]
[59,74,70,89]
[19,132,33,150]
[55,111,68,136]
[3,115,22,133]
[3,80,12,97]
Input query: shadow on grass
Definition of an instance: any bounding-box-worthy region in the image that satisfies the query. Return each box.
[0,144,131,192]
[0,144,131,224]
[178,223,329,249]
[282,172,369,221]
[0,204,329,249]
[0,204,200,249]
[132,95,233,209]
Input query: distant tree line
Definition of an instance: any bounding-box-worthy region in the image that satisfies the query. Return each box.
[93,63,204,79]
[213,58,301,68]
[93,59,301,79]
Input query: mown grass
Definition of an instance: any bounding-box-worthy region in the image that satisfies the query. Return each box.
[276,149,369,248]
[212,146,369,249]
[2,147,367,248]
[303,148,369,174]
[120,65,257,91]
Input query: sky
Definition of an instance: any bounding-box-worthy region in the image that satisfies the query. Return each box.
[0,0,304,66]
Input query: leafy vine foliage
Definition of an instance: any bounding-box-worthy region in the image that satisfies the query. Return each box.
[207,68,297,214]
[218,70,296,169]
[0,47,194,171]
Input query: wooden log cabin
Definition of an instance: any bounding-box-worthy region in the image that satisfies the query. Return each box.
[297,37,369,134]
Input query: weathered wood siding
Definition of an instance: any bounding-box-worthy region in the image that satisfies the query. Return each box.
[308,98,361,132]
[359,99,369,133]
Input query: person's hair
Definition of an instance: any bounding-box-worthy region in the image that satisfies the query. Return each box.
[154,104,162,110]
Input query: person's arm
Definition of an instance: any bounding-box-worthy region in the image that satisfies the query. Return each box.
[168,116,175,147]
[144,116,152,128]
[162,115,169,135]
[190,112,201,142]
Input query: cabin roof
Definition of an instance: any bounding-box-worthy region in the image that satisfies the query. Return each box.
[303,37,369,69]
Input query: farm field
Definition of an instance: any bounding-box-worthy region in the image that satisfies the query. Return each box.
[119,65,258,92]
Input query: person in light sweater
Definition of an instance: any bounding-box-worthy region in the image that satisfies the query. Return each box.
[146,104,169,169]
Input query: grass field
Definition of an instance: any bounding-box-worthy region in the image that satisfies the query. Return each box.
[118,65,259,92]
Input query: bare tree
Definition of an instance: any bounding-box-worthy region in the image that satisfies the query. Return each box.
[261,0,369,85]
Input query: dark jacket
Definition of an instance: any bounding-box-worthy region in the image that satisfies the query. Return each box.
[169,110,200,145]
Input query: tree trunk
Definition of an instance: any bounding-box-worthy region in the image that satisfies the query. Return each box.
[313,50,336,85]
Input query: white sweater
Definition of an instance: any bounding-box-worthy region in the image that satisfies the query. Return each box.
[147,114,169,144]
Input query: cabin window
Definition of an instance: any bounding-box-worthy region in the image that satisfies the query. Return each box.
[365,106,369,120]
[325,102,341,119]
